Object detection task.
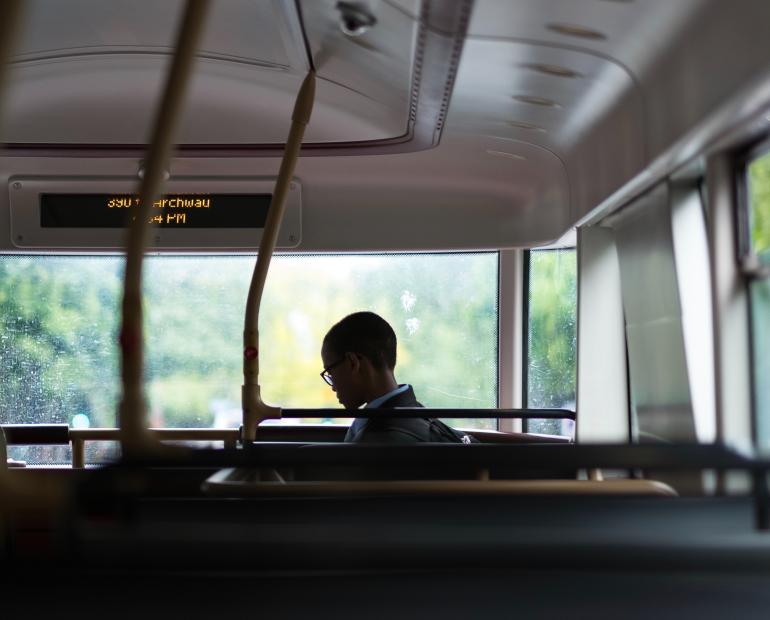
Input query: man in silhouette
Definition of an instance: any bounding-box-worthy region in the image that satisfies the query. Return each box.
[320,311,473,443]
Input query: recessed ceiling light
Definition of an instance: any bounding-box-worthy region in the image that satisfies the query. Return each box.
[486,150,527,161]
[521,63,581,79]
[547,23,607,40]
[513,95,560,108]
[336,1,377,37]
[507,120,548,132]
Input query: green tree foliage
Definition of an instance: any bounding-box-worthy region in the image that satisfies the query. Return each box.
[0,257,120,427]
[749,151,770,449]
[527,249,577,435]
[749,151,770,257]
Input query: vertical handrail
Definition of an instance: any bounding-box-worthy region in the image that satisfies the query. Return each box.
[0,2,23,83]
[0,4,25,480]
[118,0,211,456]
[71,438,85,469]
[0,3,64,510]
[241,71,315,442]
[0,427,7,471]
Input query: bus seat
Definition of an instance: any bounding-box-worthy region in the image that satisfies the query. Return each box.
[202,469,677,498]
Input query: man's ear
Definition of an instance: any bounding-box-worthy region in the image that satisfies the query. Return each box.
[346,351,362,373]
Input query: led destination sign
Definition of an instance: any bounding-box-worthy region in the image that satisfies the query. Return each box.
[40,193,271,228]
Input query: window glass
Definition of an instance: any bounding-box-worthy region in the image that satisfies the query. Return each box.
[1,253,498,462]
[7,441,120,468]
[526,248,576,437]
[751,279,770,450]
[747,149,770,261]
[747,148,770,451]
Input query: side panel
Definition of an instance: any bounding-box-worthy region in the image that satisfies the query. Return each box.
[576,225,628,443]
[707,155,752,452]
[611,183,696,442]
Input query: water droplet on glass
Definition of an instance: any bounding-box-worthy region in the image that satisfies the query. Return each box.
[405,317,420,335]
[401,290,417,312]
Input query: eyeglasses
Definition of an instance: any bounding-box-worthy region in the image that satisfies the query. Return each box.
[320,358,345,386]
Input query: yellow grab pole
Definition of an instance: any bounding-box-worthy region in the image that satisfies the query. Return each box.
[242,71,316,442]
[0,15,24,461]
[71,438,85,469]
[0,2,26,484]
[118,0,211,456]
[0,2,23,87]
[0,0,24,141]
[0,3,66,512]
[0,427,6,473]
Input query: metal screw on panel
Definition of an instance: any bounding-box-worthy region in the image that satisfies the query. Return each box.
[289,234,297,243]
[12,182,21,190]
[16,235,23,242]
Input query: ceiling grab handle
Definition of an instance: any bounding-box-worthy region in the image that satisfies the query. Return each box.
[118,0,211,457]
[242,70,316,442]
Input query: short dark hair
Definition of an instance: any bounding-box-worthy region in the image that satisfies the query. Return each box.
[323,312,397,370]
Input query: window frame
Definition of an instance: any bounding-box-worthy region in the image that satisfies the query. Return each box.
[497,249,524,433]
[736,137,770,448]
[522,249,532,432]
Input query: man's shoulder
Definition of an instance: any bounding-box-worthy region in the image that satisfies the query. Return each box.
[360,416,431,443]
[378,384,422,408]
[358,384,430,442]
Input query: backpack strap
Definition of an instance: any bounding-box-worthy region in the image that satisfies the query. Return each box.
[428,419,478,443]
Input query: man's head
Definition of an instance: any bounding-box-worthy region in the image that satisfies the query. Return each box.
[321,312,398,409]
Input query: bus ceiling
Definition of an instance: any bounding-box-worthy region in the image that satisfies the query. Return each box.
[1,0,770,251]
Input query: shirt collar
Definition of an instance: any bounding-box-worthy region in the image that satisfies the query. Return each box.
[365,384,410,408]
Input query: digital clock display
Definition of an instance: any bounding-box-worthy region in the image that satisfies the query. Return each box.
[40,194,271,228]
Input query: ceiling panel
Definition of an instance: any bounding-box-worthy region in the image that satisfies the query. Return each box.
[3,0,419,145]
[14,0,301,68]
[448,38,642,148]
[467,0,706,77]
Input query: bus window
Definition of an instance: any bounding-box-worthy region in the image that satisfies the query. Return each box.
[747,149,770,261]
[525,248,577,437]
[746,148,770,450]
[1,252,498,463]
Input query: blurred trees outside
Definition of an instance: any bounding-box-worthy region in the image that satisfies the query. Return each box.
[0,253,500,434]
[749,150,770,257]
[0,256,121,427]
[749,149,770,450]
[526,249,577,435]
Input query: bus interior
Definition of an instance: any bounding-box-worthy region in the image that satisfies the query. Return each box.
[2,0,770,616]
